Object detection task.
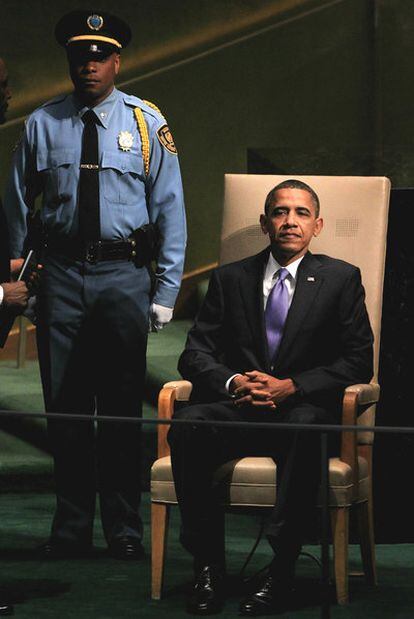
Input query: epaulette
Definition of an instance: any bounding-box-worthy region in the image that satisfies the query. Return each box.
[39,94,68,109]
[123,93,143,108]
[130,96,177,176]
[142,99,166,122]
[123,94,164,120]
[141,102,177,158]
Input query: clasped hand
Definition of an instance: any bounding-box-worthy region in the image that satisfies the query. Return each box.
[10,258,42,294]
[231,371,296,409]
[2,258,43,315]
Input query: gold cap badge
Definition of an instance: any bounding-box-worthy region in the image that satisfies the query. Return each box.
[87,14,104,31]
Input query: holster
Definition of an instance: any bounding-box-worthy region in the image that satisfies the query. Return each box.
[129,223,160,266]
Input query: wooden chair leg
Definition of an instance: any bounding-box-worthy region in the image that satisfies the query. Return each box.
[151,502,170,600]
[356,499,377,585]
[331,506,350,605]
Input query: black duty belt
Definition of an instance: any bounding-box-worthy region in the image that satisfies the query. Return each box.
[45,238,138,264]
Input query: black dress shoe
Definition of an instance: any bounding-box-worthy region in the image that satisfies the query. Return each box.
[239,573,293,616]
[0,601,13,616]
[187,565,225,615]
[38,539,92,559]
[108,536,145,560]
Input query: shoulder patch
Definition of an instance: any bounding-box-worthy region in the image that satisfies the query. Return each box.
[157,124,177,155]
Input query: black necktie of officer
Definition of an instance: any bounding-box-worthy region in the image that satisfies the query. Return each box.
[79,109,100,241]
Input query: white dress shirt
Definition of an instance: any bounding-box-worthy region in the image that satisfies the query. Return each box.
[225,252,305,392]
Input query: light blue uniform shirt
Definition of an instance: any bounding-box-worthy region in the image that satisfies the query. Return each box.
[4,88,187,308]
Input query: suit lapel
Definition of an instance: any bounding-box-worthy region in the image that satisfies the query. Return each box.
[238,249,269,368]
[273,252,323,366]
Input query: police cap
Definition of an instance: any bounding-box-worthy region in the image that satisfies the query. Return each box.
[55,10,131,57]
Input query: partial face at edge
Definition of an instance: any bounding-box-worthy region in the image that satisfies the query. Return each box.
[260,187,323,265]
[0,58,11,124]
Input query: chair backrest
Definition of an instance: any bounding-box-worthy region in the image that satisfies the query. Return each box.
[220,174,390,384]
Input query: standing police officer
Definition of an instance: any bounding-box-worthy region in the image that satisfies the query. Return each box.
[4,11,186,560]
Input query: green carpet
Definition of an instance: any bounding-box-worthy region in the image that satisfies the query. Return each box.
[0,319,192,488]
[1,320,414,616]
[0,492,413,617]
[0,319,191,413]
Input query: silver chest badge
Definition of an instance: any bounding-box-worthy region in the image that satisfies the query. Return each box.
[118,131,134,152]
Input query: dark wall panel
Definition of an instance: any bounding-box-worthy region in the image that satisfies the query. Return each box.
[375,1,414,185]
[1,0,374,271]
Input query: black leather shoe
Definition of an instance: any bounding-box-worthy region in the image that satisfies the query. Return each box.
[0,602,13,616]
[187,565,224,615]
[239,573,293,616]
[38,539,92,559]
[108,536,145,560]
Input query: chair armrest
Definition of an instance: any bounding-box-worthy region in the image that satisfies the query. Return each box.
[344,382,380,406]
[340,382,380,500]
[157,380,193,458]
[162,380,193,401]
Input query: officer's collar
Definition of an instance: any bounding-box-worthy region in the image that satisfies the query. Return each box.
[72,87,119,128]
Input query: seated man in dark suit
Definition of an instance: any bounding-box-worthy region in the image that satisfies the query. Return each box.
[168,179,373,616]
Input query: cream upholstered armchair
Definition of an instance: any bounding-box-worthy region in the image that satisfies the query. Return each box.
[151,174,390,605]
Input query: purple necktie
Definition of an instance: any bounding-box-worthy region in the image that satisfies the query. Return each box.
[265,267,289,361]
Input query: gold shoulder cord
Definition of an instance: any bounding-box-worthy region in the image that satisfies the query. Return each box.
[134,101,166,177]
[134,107,150,177]
[143,99,165,120]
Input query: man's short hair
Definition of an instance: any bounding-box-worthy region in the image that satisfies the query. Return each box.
[264,179,320,217]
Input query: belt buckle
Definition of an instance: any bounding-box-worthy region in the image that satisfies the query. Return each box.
[85,240,102,264]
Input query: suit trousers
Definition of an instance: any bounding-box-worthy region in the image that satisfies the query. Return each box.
[168,399,337,570]
[36,254,151,545]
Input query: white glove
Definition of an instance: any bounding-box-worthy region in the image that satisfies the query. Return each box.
[149,303,173,332]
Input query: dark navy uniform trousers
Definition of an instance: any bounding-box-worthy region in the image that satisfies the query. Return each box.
[37,253,150,545]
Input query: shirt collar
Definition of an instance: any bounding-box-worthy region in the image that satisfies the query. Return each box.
[72,87,119,128]
[265,251,305,282]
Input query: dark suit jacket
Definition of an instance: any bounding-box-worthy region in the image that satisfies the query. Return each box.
[178,248,374,411]
[0,200,10,283]
[0,199,12,343]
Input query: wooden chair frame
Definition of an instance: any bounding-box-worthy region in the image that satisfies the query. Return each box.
[151,379,379,605]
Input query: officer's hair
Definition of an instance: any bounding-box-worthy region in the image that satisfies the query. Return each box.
[264,180,320,217]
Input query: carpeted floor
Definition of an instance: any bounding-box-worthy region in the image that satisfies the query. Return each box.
[1,492,414,618]
[0,321,191,490]
[1,321,414,616]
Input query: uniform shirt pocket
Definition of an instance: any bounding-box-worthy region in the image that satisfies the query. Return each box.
[36,149,76,208]
[101,151,144,206]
